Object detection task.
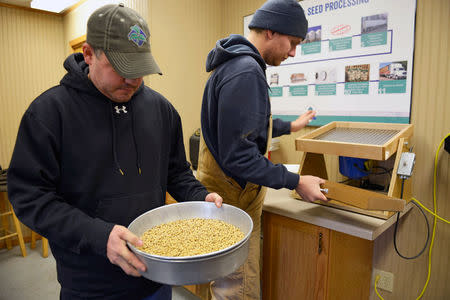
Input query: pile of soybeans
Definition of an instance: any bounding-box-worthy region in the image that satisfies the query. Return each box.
[138,218,245,257]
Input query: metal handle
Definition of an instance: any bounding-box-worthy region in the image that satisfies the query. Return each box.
[318,232,323,254]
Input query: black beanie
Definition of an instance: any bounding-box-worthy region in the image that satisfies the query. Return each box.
[248,0,308,39]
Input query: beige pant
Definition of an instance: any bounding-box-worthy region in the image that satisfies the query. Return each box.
[197,137,267,300]
[208,188,265,300]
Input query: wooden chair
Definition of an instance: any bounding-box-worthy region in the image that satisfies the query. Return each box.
[1,189,48,258]
[30,231,49,258]
[0,191,27,257]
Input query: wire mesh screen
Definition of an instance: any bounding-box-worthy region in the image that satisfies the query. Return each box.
[314,128,400,145]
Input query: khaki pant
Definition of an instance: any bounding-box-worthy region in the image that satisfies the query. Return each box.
[197,137,267,300]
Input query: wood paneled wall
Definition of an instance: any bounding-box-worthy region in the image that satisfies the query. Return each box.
[0,4,66,240]
[0,5,66,169]
[221,0,265,37]
[146,0,222,155]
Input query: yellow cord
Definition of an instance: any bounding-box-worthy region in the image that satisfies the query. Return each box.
[374,133,449,300]
[415,133,449,300]
[375,275,385,300]
[412,198,450,224]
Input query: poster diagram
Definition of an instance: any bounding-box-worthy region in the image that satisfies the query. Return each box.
[245,0,416,125]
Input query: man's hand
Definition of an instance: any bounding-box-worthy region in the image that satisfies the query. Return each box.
[295,175,328,202]
[291,110,316,132]
[106,225,146,277]
[205,192,223,207]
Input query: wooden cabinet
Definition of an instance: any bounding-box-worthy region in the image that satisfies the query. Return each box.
[262,211,373,300]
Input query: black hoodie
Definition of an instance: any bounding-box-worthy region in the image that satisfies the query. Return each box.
[7,53,208,298]
[201,34,299,190]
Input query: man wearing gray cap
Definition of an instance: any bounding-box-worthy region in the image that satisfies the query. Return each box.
[198,0,328,299]
[7,4,222,300]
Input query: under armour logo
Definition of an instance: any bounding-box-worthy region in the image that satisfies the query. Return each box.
[114,105,128,114]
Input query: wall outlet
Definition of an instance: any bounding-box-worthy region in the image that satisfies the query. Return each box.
[372,269,394,292]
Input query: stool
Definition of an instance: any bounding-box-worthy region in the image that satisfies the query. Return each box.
[31,231,49,258]
[0,191,27,257]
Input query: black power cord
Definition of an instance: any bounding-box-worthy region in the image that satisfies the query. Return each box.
[370,165,393,176]
[445,135,450,154]
[393,178,430,259]
[351,163,393,176]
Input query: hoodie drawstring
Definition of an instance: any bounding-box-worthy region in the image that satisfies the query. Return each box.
[109,101,142,176]
[109,102,125,175]
[129,101,142,175]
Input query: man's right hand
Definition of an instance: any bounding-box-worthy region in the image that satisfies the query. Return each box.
[106,225,146,277]
[295,175,328,202]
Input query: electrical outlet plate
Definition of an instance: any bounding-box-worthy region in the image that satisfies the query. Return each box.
[372,268,394,292]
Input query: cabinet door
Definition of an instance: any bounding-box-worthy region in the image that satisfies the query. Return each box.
[262,212,329,300]
[326,231,372,300]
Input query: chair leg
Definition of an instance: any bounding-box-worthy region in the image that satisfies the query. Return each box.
[11,210,27,257]
[0,193,13,250]
[42,237,49,258]
[31,231,49,258]
[31,230,37,249]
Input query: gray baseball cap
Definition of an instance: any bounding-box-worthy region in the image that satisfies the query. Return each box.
[86,3,162,78]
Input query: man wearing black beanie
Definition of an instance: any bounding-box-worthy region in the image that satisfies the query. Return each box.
[198,0,328,299]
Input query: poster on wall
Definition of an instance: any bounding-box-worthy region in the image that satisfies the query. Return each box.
[244,0,417,125]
